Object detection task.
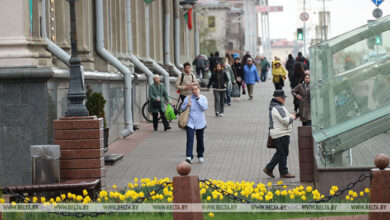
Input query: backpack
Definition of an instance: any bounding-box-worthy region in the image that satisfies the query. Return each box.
[180,73,194,85]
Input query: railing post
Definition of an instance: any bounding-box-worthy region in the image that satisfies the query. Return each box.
[298,126,314,182]
[173,162,203,220]
[370,153,390,220]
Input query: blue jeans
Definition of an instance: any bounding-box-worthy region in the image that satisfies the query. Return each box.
[261,70,268,82]
[224,89,231,104]
[265,135,290,175]
[186,126,205,159]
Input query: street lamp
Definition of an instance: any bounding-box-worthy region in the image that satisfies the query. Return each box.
[65,0,89,117]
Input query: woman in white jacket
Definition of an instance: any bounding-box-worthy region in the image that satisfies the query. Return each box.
[263,90,296,179]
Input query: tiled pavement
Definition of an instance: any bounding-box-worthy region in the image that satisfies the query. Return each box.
[106,78,304,188]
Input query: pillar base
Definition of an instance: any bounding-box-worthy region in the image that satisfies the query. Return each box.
[173,175,203,220]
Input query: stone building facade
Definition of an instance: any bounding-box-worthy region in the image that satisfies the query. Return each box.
[0,0,197,186]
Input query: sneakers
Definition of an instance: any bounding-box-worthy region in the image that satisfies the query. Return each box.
[164,126,171,131]
[263,168,275,178]
[280,173,295,178]
[185,157,192,164]
[215,112,219,117]
[219,113,223,117]
[199,157,204,163]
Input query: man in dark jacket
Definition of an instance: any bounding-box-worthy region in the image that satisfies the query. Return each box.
[241,51,252,66]
[193,55,207,79]
[260,56,270,82]
[285,54,295,82]
[207,63,228,117]
[295,52,310,70]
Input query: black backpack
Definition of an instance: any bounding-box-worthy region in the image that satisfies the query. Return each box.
[180,73,194,85]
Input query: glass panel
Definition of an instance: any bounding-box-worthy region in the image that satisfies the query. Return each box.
[310,15,390,168]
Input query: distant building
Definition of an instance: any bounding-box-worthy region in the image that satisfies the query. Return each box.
[197,0,245,56]
[270,39,301,62]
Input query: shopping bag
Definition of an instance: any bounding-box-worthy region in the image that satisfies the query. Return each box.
[165,104,176,120]
[242,84,246,95]
[231,84,240,97]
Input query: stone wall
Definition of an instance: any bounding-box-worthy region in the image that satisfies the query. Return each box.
[0,71,178,186]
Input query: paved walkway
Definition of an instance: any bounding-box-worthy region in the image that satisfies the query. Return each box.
[106,78,303,188]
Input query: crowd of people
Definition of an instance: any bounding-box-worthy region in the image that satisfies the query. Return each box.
[149,51,312,177]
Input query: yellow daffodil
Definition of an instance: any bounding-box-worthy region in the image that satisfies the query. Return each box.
[12,201,16,206]
[119,195,125,201]
[331,185,338,192]
[61,194,66,200]
[290,195,295,199]
[267,182,272,187]
[277,181,283,185]
[346,195,350,200]
[128,183,134,188]
[359,191,364,196]
[32,197,38,203]
[112,185,117,189]
[364,188,370,193]
[207,196,211,201]
[49,198,54,203]
[97,198,102,202]
[139,192,145,197]
[330,190,335,196]
[83,189,88,196]
[306,186,312,192]
[348,190,353,196]
[134,177,138,183]
[167,197,173,202]
[41,197,46,203]
[301,195,306,200]
[56,197,61,202]
[275,190,281,196]
[134,183,139,187]
[352,192,357,198]
[351,197,354,201]
[283,185,287,189]
[0,198,5,203]
[208,212,214,218]
[105,197,108,201]
[76,195,83,202]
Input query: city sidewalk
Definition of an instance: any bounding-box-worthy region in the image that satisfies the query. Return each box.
[106,78,303,188]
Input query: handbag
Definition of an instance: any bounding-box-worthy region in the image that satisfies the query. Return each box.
[151,100,161,108]
[242,84,246,95]
[178,97,191,129]
[267,134,276,148]
[231,84,240,97]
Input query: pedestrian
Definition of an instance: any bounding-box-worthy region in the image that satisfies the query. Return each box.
[222,62,235,105]
[149,75,171,131]
[181,83,208,164]
[295,52,310,70]
[243,58,260,100]
[285,54,295,83]
[207,63,229,116]
[241,51,252,66]
[192,54,207,79]
[290,63,305,112]
[208,53,215,74]
[176,62,199,103]
[292,73,311,126]
[211,51,222,73]
[232,56,244,101]
[254,55,262,77]
[272,60,287,90]
[225,53,234,66]
[260,56,270,82]
[263,90,296,179]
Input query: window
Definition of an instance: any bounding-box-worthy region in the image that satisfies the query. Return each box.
[208,16,215,29]
[228,42,233,50]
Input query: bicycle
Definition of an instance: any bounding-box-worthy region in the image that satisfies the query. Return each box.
[142,95,183,122]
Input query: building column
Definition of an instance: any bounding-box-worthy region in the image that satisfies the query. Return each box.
[0,0,51,67]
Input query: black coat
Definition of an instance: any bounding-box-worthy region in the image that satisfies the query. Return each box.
[207,70,229,89]
[285,59,295,81]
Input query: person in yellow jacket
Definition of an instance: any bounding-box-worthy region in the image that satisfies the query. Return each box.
[272,60,287,90]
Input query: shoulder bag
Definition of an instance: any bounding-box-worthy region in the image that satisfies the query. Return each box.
[178,97,191,129]
[267,134,276,149]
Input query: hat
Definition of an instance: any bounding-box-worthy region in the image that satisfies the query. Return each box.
[273,90,287,98]
[247,58,253,62]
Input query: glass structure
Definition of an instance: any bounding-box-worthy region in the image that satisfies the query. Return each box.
[310,15,390,168]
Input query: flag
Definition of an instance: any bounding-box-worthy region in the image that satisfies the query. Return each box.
[184,7,193,30]
[144,0,154,4]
